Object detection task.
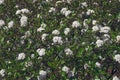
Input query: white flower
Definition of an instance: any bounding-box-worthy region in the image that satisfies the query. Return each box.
[20,15,28,27]
[92,20,97,25]
[92,25,100,32]
[103,34,110,41]
[16,10,22,15]
[39,70,47,76]
[64,28,70,35]
[114,54,120,63]
[64,48,73,56]
[61,8,67,15]
[37,27,45,32]
[113,76,120,80]
[72,21,81,28]
[53,36,63,45]
[8,21,14,28]
[95,62,101,68]
[0,19,5,28]
[116,35,120,43]
[68,71,74,78]
[86,9,94,15]
[60,8,71,17]
[25,61,33,67]
[83,19,89,29]
[52,30,60,35]
[21,8,30,14]
[96,39,104,47]
[17,53,26,60]
[81,2,88,7]
[0,0,4,5]
[38,70,47,80]
[37,48,46,56]
[41,33,48,41]
[25,31,31,37]
[0,69,5,77]
[64,10,71,17]
[49,7,55,13]
[16,8,30,15]
[62,66,70,73]
[100,26,111,33]
[41,23,47,28]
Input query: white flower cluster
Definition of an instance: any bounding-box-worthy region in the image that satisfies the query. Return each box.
[37,70,47,80]
[60,8,71,17]
[17,53,26,60]
[0,69,5,77]
[8,21,14,28]
[0,0,4,5]
[16,8,30,15]
[37,48,46,56]
[64,28,70,35]
[114,54,120,63]
[37,23,47,32]
[52,29,60,35]
[96,39,104,47]
[53,36,63,45]
[86,9,94,15]
[20,15,28,27]
[64,48,73,56]
[62,66,70,73]
[113,76,120,80]
[72,21,81,28]
[116,35,120,43]
[49,7,56,13]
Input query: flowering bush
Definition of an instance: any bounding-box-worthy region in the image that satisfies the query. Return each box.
[0,0,120,80]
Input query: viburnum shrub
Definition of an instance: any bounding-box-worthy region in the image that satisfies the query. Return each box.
[0,0,120,80]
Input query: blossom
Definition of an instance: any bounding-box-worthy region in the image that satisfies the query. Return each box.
[113,76,120,80]
[0,0,4,5]
[16,8,30,15]
[81,2,88,7]
[17,53,26,60]
[100,26,111,33]
[41,33,48,41]
[21,8,30,14]
[61,8,67,15]
[37,27,45,32]
[95,62,101,68]
[53,36,63,45]
[64,10,71,17]
[96,39,104,47]
[114,54,120,63]
[62,66,70,73]
[86,9,94,15]
[0,19,5,28]
[64,48,73,56]
[16,10,22,15]
[92,20,97,25]
[116,35,120,43]
[8,21,14,28]
[60,8,71,17]
[25,31,31,37]
[20,15,28,27]
[72,21,81,28]
[52,30,60,35]
[25,61,33,67]
[0,69,5,77]
[92,25,100,32]
[64,28,70,35]
[49,7,55,13]
[37,48,46,56]
[37,70,47,80]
